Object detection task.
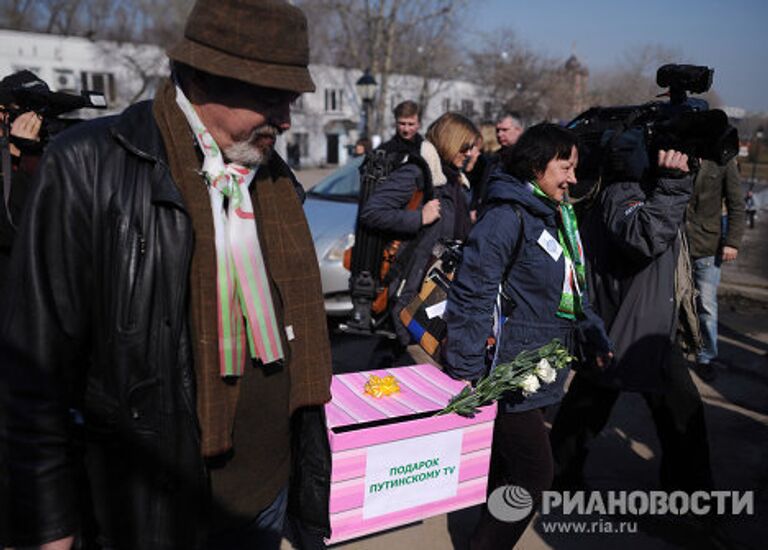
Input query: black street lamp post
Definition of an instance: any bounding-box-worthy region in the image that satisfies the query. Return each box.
[355,68,377,139]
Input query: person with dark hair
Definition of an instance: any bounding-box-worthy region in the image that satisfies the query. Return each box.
[353,136,372,157]
[443,122,612,549]
[360,112,480,346]
[378,99,424,164]
[0,1,332,549]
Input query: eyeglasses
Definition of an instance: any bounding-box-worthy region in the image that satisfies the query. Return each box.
[459,143,474,153]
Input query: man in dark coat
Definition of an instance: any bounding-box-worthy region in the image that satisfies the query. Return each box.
[685,158,745,381]
[377,100,424,165]
[495,111,524,151]
[550,149,714,494]
[471,111,525,214]
[0,1,332,549]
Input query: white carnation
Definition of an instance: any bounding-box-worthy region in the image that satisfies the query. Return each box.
[535,358,557,384]
[520,374,541,395]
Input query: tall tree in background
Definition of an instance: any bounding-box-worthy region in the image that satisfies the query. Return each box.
[467,31,563,123]
[297,0,467,136]
[587,45,723,115]
[0,0,37,31]
[4,2,733,129]
[588,45,681,106]
[0,0,193,45]
[0,0,193,107]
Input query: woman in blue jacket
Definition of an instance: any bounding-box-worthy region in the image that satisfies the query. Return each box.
[443,123,612,549]
[360,112,481,344]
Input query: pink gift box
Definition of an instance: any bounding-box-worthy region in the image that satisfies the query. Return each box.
[325,364,497,544]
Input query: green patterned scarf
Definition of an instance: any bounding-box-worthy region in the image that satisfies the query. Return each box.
[531,182,586,320]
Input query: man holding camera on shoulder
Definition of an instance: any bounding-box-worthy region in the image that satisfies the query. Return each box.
[0,93,43,285]
[550,138,713,495]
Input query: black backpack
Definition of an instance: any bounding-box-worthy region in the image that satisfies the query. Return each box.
[345,149,432,332]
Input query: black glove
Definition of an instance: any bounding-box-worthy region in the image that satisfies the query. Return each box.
[601,127,649,183]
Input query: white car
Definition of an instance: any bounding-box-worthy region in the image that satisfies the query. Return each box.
[303,157,363,316]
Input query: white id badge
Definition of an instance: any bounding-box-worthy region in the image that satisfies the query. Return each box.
[537,229,563,261]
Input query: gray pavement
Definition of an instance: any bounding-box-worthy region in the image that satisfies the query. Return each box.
[287,178,768,550]
[295,166,338,190]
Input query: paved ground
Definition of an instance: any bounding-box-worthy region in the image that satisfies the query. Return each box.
[295,166,339,189]
[289,177,768,550]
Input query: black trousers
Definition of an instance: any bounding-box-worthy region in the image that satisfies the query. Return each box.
[471,408,554,550]
[550,346,713,492]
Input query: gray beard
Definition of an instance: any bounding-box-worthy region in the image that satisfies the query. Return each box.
[224,140,270,167]
[223,126,279,167]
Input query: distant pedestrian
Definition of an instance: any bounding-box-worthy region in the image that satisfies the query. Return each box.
[685,158,745,381]
[745,190,757,229]
[353,136,372,157]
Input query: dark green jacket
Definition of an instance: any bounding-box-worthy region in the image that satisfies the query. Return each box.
[685,158,745,258]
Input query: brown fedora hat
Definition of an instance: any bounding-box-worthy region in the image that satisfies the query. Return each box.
[168,0,315,93]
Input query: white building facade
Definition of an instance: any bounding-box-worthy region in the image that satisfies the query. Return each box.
[0,29,167,116]
[0,30,493,168]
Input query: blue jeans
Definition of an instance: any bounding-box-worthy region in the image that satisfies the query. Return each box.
[692,256,721,364]
[206,486,288,550]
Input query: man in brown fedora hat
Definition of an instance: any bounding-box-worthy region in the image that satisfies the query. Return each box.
[0,1,332,549]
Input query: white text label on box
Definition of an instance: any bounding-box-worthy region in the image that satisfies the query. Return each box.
[362,429,463,519]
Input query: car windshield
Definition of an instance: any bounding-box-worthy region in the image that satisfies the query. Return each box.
[308,157,362,201]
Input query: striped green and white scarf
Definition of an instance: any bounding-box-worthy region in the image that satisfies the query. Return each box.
[175,85,284,376]
[531,182,587,320]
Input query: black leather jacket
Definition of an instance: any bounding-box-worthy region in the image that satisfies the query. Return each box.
[1,101,208,549]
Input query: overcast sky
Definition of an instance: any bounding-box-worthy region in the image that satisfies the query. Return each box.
[472,0,768,113]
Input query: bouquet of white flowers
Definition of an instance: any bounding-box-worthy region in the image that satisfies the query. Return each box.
[438,340,574,418]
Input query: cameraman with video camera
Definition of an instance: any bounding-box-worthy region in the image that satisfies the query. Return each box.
[0,69,104,287]
[549,65,735,495]
[0,86,44,286]
[0,71,46,548]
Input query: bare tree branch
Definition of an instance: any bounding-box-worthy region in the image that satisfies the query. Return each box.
[298,0,467,135]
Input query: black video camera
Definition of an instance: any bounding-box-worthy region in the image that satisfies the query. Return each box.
[0,70,107,147]
[567,64,739,194]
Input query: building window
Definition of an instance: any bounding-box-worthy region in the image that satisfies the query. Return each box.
[483,101,493,121]
[442,98,451,112]
[461,99,474,117]
[324,88,344,112]
[81,71,116,102]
